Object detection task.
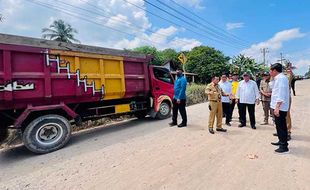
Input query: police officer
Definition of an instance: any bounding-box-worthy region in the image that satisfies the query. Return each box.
[260,72,272,125]
[205,76,229,134]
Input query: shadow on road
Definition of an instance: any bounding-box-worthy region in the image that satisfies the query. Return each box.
[290,146,310,160]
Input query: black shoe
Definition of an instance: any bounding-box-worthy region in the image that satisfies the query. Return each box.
[238,124,245,128]
[251,126,256,130]
[177,123,187,128]
[275,147,289,153]
[287,134,291,141]
[271,141,283,146]
[226,122,231,126]
[209,128,215,134]
[169,122,177,127]
[216,128,227,132]
[273,133,278,136]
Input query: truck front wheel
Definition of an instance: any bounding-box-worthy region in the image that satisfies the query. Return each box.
[22,114,72,154]
[156,101,171,119]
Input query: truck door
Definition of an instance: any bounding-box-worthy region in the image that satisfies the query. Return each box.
[150,66,174,102]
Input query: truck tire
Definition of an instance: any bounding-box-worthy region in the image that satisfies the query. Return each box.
[22,114,72,154]
[134,111,147,119]
[156,101,171,119]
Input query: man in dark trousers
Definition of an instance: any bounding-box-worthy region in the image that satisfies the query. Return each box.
[235,72,260,129]
[291,76,297,96]
[169,68,187,128]
[270,63,290,153]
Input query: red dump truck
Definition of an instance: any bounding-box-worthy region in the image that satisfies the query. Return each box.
[0,34,174,153]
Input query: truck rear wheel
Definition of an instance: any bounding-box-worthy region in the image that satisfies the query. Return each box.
[22,114,71,154]
[156,101,171,119]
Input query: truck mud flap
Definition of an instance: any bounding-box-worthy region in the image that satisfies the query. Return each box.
[0,128,21,147]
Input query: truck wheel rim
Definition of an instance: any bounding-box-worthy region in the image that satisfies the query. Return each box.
[35,123,64,145]
[160,103,170,116]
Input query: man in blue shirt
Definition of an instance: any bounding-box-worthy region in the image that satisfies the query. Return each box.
[169,68,187,127]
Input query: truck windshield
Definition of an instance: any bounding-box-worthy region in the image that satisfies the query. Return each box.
[153,67,173,84]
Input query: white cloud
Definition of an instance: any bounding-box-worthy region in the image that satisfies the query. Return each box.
[295,59,310,69]
[107,26,201,51]
[226,22,244,30]
[0,0,202,52]
[241,28,306,58]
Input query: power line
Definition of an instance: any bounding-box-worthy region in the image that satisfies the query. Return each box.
[53,0,190,46]
[26,0,180,48]
[169,0,252,46]
[143,0,248,48]
[154,0,250,47]
[123,0,247,50]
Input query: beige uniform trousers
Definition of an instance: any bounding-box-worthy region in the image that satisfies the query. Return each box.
[208,101,223,129]
[287,96,292,134]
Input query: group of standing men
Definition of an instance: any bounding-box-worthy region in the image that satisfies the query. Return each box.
[169,63,292,154]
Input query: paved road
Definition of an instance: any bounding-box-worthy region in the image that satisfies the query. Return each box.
[1,80,310,190]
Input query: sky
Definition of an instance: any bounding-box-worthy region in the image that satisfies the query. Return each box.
[0,0,310,75]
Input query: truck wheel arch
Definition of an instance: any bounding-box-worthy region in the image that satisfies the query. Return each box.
[154,95,172,119]
[15,103,78,129]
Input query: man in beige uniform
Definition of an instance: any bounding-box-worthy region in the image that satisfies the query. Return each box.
[205,76,229,134]
[285,69,293,141]
[260,72,272,125]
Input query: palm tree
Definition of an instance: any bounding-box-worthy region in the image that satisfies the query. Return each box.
[42,19,80,43]
[231,54,268,76]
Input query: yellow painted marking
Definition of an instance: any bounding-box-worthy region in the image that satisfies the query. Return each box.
[115,104,131,113]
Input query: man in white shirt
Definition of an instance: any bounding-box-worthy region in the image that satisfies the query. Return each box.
[219,74,232,126]
[269,63,290,153]
[236,72,260,129]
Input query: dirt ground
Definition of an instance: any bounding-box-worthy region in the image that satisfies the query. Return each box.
[1,80,310,190]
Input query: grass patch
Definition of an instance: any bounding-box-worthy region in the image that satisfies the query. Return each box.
[186,83,207,106]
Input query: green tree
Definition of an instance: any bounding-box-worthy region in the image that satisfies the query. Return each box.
[42,19,80,43]
[158,48,181,70]
[133,46,162,65]
[231,54,267,77]
[185,46,230,83]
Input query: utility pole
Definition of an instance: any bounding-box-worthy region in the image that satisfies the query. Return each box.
[260,48,269,66]
[278,52,286,65]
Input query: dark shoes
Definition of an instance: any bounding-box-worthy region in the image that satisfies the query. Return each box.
[271,141,283,146]
[273,133,278,136]
[169,122,187,128]
[238,124,245,128]
[169,122,177,127]
[251,126,256,130]
[209,128,227,134]
[209,128,215,134]
[178,123,187,128]
[226,122,231,126]
[275,147,289,153]
[216,128,227,132]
